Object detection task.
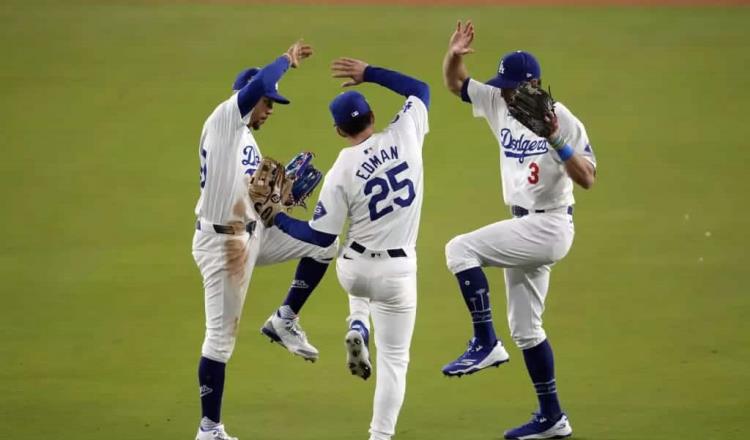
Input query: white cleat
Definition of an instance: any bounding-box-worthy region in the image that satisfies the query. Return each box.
[345,328,372,380]
[195,423,238,440]
[261,313,319,362]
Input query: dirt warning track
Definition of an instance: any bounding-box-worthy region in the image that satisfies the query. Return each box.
[183,0,750,6]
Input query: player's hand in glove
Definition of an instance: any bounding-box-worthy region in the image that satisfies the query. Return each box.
[248,158,288,227]
[331,57,369,87]
[283,152,322,208]
[284,39,313,68]
[508,81,558,140]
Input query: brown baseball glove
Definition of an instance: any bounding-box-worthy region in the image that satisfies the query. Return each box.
[248,157,292,227]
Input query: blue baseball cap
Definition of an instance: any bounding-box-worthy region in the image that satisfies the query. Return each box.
[329,90,372,126]
[232,67,290,104]
[486,50,541,89]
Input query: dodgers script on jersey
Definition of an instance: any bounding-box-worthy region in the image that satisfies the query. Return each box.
[195,93,263,225]
[467,79,597,210]
[311,96,429,250]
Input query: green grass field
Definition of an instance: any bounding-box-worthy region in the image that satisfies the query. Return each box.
[1,1,748,438]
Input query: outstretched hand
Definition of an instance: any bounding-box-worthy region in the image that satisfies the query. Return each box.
[331,57,369,87]
[284,40,313,68]
[449,20,475,56]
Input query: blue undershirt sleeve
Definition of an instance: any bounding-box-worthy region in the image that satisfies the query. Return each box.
[460,78,472,103]
[237,56,291,118]
[273,212,337,247]
[363,66,430,109]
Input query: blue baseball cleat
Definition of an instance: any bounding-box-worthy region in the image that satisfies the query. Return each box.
[441,338,510,377]
[504,412,573,439]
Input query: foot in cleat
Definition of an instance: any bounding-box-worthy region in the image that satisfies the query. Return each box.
[441,337,509,377]
[261,312,319,362]
[345,320,371,380]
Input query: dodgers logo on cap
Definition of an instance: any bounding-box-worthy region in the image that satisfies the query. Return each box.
[487,50,541,89]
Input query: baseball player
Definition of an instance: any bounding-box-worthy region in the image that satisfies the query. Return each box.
[269,57,429,440]
[192,41,338,440]
[440,21,597,439]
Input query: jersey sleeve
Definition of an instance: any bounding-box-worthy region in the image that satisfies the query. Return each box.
[467,78,507,120]
[206,93,251,133]
[308,156,349,236]
[555,103,597,169]
[385,96,429,141]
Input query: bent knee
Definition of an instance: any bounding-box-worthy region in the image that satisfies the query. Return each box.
[445,235,481,273]
[311,237,339,263]
[549,240,572,263]
[510,328,547,350]
[202,333,238,363]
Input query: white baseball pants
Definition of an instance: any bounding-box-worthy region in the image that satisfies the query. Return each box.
[336,251,417,440]
[445,211,574,349]
[192,223,337,363]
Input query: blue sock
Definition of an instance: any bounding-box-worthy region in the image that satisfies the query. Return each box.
[198,356,226,423]
[281,257,330,314]
[350,319,370,345]
[522,339,562,418]
[455,267,497,345]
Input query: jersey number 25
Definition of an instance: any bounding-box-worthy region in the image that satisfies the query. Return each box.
[364,161,416,221]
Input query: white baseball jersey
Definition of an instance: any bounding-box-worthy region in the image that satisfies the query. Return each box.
[310,96,429,250]
[192,93,339,364]
[467,78,597,210]
[194,92,262,225]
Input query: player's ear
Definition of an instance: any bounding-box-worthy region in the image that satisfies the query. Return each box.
[335,126,346,138]
[369,112,375,127]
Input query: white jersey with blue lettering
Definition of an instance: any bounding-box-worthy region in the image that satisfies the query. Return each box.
[310,96,429,251]
[192,90,339,365]
[467,78,597,210]
[194,93,262,225]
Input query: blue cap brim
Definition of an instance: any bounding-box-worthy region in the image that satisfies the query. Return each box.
[486,76,522,89]
[266,91,290,105]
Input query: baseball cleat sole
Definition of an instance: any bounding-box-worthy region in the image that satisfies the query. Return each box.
[443,358,509,377]
[345,330,371,380]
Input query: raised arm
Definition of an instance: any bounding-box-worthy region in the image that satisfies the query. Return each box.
[443,20,474,97]
[237,40,313,117]
[331,58,430,109]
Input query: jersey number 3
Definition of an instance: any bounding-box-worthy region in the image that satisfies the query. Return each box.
[528,162,540,184]
[364,161,416,221]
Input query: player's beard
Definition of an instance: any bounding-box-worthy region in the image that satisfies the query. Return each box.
[251,117,268,131]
